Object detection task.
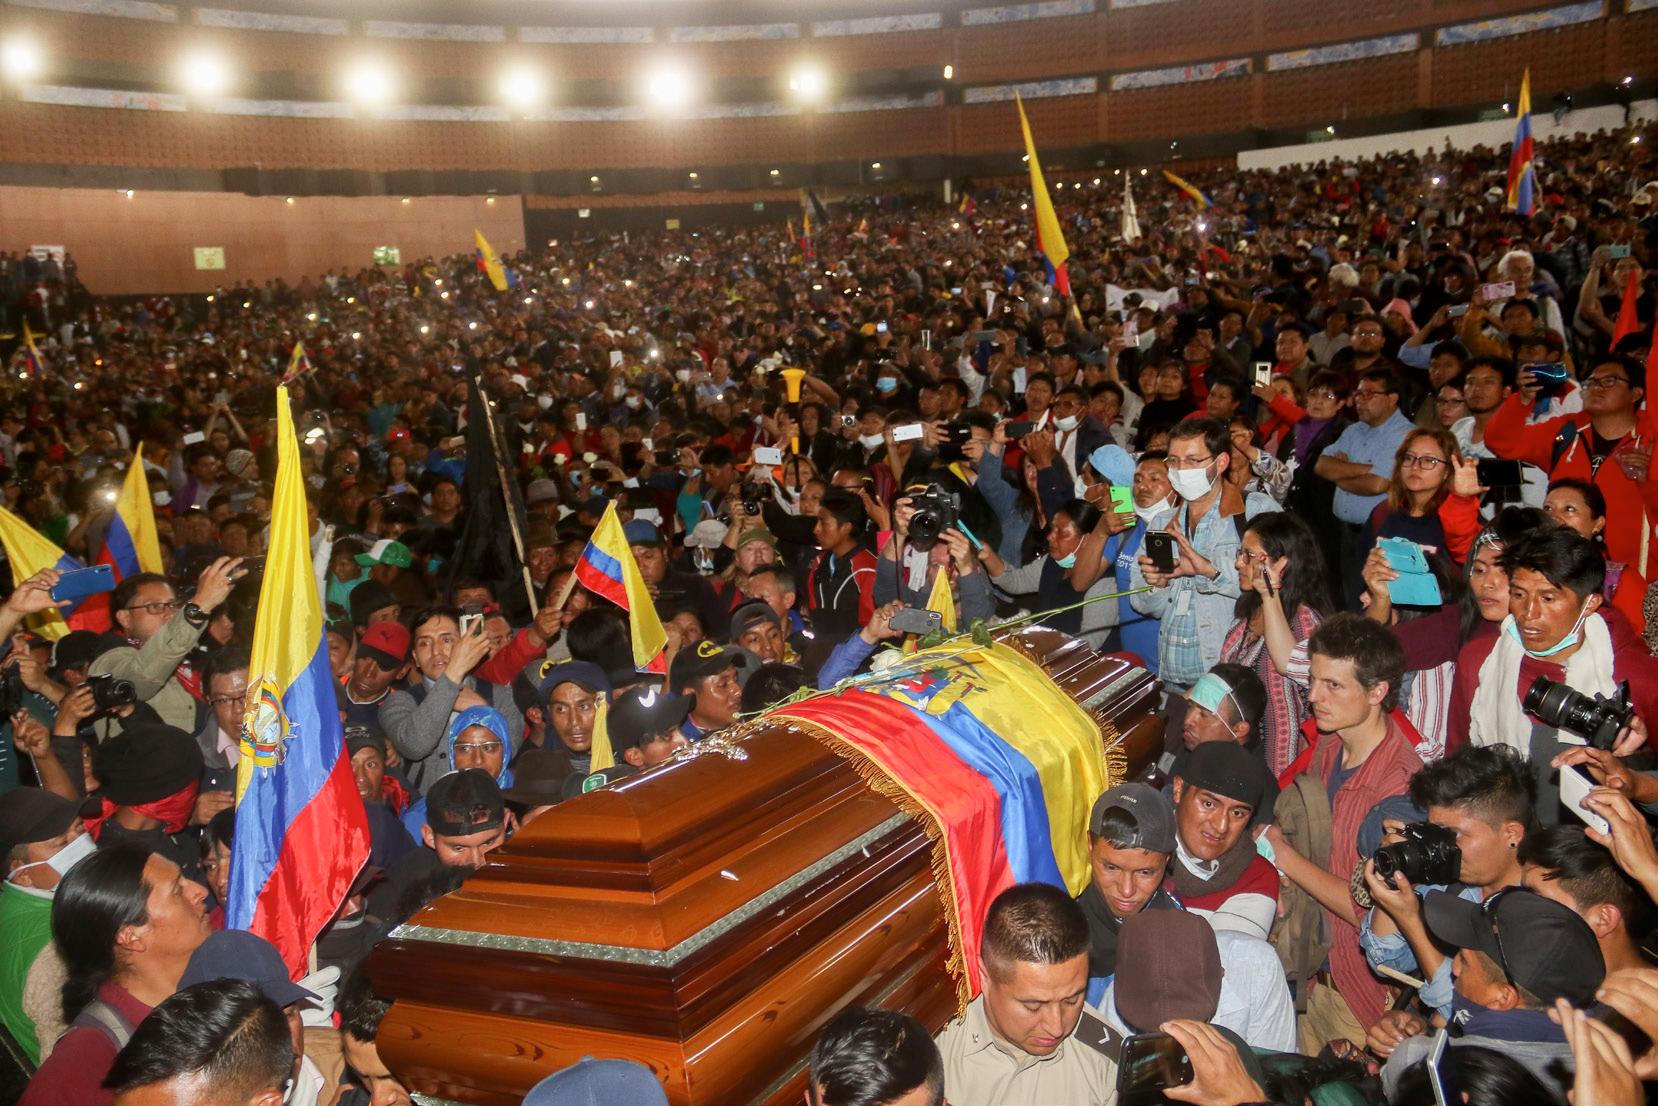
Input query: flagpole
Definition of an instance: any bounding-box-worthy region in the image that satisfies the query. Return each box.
[472,376,538,612]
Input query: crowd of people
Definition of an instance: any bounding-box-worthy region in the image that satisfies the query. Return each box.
[0,114,1656,1106]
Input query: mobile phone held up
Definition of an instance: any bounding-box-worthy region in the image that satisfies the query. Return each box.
[1143,532,1178,574]
[49,565,115,604]
[888,607,943,636]
[1118,1032,1193,1104]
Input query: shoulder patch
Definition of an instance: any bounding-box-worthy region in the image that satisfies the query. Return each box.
[1074,1009,1123,1064]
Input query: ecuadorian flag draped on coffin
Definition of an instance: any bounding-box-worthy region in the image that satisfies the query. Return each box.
[774,639,1105,1004]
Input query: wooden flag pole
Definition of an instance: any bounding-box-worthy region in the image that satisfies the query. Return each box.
[474,377,538,611]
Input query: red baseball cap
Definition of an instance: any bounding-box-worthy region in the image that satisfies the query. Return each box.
[358,621,410,670]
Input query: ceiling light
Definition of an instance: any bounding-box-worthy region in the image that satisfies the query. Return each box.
[179,50,230,97]
[345,60,395,105]
[498,64,546,110]
[647,66,691,108]
[942,64,954,80]
[0,37,43,83]
[788,64,827,101]
[285,196,295,205]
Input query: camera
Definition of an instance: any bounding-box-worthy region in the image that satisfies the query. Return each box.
[905,484,961,551]
[738,481,768,518]
[1523,676,1634,750]
[0,666,23,718]
[87,672,137,714]
[840,414,857,428]
[1372,821,1461,887]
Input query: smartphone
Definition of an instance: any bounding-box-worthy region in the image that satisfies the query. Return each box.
[1480,280,1515,302]
[1144,532,1178,574]
[1252,361,1273,389]
[1004,422,1036,440]
[1109,485,1134,514]
[1447,304,1469,318]
[1475,458,1523,488]
[1610,244,1632,259]
[459,613,484,638]
[888,607,943,635]
[1427,1029,1457,1106]
[891,423,925,443]
[49,565,115,603]
[1560,765,1611,835]
[876,322,888,334]
[182,430,206,446]
[1123,316,1139,343]
[752,446,784,466]
[574,412,587,431]
[1117,1032,1193,1098]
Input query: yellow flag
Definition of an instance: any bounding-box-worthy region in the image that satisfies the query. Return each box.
[0,506,72,640]
[1014,92,1070,273]
[926,567,957,633]
[474,228,511,293]
[588,699,615,772]
[113,444,164,574]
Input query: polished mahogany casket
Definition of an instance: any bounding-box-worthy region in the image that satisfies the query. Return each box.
[363,628,1163,1105]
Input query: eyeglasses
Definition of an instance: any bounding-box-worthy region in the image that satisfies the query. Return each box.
[1166,453,1215,471]
[122,600,182,615]
[1353,389,1389,401]
[453,741,503,756]
[208,692,247,707]
[1308,389,1340,401]
[1399,453,1447,470]
[1584,376,1631,391]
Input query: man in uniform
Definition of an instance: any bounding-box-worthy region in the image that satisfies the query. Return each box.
[935,882,1119,1105]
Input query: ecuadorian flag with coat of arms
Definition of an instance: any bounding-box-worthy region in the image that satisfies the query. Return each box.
[227,385,369,974]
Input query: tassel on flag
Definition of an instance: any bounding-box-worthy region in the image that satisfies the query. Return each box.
[1505,69,1537,217]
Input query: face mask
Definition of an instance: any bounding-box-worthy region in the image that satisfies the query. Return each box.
[7,832,95,892]
[676,369,692,383]
[537,395,554,410]
[876,377,899,394]
[612,384,625,399]
[624,396,642,410]
[1503,602,1593,659]
[858,433,884,449]
[1167,462,1215,501]
[1054,550,1078,569]
[1134,496,1171,524]
[1053,414,1080,433]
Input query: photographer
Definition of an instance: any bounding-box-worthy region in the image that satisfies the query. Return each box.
[1453,527,1658,815]
[1360,745,1535,1021]
[89,559,245,734]
[875,489,993,628]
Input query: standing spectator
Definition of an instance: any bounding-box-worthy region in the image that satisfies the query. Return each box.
[1314,368,1415,608]
[0,787,91,1063]
[1359,428,1482,566]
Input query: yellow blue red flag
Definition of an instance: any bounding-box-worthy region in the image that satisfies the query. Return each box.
[474,228,520,292]
[1163,169,1213,209]
[573,502,668,672]
[1015,93,1073,301]
[98,444,164,579]
[283,340,312,385]
[228,385,369,974]
[19,322,44,378]
[0,506,81,639]
[1505,69,1536,216]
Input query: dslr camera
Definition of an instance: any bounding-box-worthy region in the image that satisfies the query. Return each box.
[0,666,23,718]
[1372,821,1461,887]
[905,484,961,551]
[87,672,137,714]
[1523,676,1634,750]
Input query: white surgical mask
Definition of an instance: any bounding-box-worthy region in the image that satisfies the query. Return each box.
[624,396,642,410]
[8,832,95,896]
[1133,496,1171,524]
[1053,414,1080,433]
[1167,462,1216,501]
[858,432,884,449]
[537,395,554,410]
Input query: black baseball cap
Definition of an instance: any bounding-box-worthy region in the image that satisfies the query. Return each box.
[1423,887,1605,1007]
[180,930,319,1009]
[608,683,693,750]
[729,601,780,642]
[0,787,78,859]
[426,769,506,837]
[1088,783,1176,853]
[668,640,749,692]
[50,630,106,675]
[1177,741,1266,811]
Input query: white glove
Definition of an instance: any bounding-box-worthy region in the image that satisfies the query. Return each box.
[297,965,340,1027]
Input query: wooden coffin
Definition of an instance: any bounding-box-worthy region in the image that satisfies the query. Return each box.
[363,628,1163,1106]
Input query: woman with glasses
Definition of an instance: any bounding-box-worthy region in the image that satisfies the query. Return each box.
[397,706,516,844]
[1358,428,1482,569]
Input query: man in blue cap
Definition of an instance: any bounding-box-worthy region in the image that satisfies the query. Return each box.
[623,518,728,639]
[521,1057,668,1106]
[537,661,611,778]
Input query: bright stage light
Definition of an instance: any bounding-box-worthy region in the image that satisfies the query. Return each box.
[498,64,546,110]
[0,36,43,82]
[646,66,691,108]
[788,64,827,102]
[345,60,395,105]
[179,50,230,97]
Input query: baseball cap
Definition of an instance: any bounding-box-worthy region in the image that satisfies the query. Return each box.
[425,769,506,837]
[1087,783,1176,853]
[622,519,662,547]
[522,1058,668,1106]
[735,527,776,550]
[1114,910,1222,1031]
[358,621,410,671]
[0,787,79,858]
[180,930,319,1009]
[51,630,106,675]
[355,539,413,569]
[729,601,780,642]
[535,660,611,703]
[349,581,400,628]
[684,519,728,549]
[343,725,387,759]
[668,639,749,692]
[95,724,204,806]
[608,683,693,749]
[1423,886,1605,1007]
[1176,741,1266,811]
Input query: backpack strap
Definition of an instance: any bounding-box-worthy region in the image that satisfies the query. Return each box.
[66,998,135,1052]
[1551,421,1580,472]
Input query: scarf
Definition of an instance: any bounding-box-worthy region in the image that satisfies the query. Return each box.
[1292,417,1334,464]
[84,781,200,840]
[1169,833,1258,903]
[1077,879,1179,981]
[1469,613,1615,752]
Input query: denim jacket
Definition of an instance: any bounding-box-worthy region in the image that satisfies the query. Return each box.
[1128,500,1247,687]
[1359,882,1475,1017]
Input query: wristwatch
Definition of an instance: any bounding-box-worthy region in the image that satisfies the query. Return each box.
[182,602,210,627]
